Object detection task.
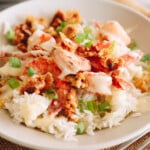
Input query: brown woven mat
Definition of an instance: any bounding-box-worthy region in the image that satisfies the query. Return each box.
[0,132,149,150]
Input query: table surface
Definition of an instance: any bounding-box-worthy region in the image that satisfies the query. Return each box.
[0,0,150,150]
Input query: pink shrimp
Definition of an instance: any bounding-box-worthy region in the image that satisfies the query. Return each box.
[121,50,143,65]
[111,69,131,90]
[22,57,61,78]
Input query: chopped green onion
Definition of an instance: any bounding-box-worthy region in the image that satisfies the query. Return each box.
[7,78,20,89]
[75,26,94,48]
[78,100,85,112]
[76,121,85,134]
[44,88,58,99]
[6,29,15,41]
[84,40,93,48]
[141,54,150,62]
[74,33,86,43]
[86,100,97,113]
[78,99,111,113]
[56,21,68,33]
[9,57,21,68]
[128,40,138,50]
[83,26,92,34]
[98,102,110,111]
[75,33,94,48]
[27,67,37,76]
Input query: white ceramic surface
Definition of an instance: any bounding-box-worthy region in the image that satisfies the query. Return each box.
[0,0,150,149]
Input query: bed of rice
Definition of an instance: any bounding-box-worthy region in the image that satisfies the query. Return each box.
[4,86,146,141]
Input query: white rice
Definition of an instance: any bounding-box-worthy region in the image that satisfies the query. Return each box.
[4,85,145,140]
[5,92,50,127]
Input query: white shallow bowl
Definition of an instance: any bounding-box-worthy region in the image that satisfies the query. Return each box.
[0,0,150,149]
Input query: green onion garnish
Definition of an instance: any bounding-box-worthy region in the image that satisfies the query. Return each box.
[128,40,138,50]
[141,54,150,62]
[86,100,97,113]
[83,26,92,35]
[74,26,94,48]
[74,33,86,43]
[78,99,111,114]
[7,78,20,89]
[9,57,21,68]
[84,40,93,48]
[76,121,85,135]
[27,67,37,76]
[98,102,110,111]
[56,21,68,33]
[6,30,15,41]
[78,100,85,112]
[44,88,58,99]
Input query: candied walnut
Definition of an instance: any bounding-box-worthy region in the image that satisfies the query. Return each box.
[62,24,82,40]
[134,74,150,93]
[106,57,124,71]
[76,45,98,57]
[27,16,48,31]
[0,79,6,88]
[59,33,77,52]
[45,26,60,42]
[58,88,78,122]
[88,56,124,73]
[20,73,54,94]
[50,10,82,29]
[48,79,78,122]
[14,16,48,52]
[66,10,82,24]
[50,10,66,28]
[76,41,112,58]
[65,72,87,89]
[13,19,33,52]
[0,99,5,109]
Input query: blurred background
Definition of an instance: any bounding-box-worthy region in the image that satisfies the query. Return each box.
[0,0,149,13]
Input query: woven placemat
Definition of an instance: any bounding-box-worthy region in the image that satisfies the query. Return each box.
[0,132,149,150]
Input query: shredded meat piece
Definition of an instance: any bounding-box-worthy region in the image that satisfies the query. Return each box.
[20,73,53,94]
[13,19,33,52]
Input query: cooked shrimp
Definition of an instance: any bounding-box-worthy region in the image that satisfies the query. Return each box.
[111,69,131,90]
[53,48,91,78]
[83,72,112,95]
[27,30,56,52]
[22,57,61,78]
[100,21,131,45]
[121,50,143,65]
